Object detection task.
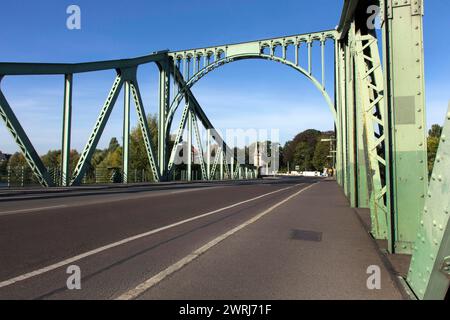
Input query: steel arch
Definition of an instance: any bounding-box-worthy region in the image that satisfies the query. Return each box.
[165,53,337,137]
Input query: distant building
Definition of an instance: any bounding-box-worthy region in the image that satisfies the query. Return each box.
[0,151,11,163]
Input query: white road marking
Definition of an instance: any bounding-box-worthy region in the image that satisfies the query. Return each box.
[116,182,317,300]
[0,183,300,289]
[0,205,68,216]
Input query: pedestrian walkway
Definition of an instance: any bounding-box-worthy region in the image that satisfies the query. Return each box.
[137,180,406,300]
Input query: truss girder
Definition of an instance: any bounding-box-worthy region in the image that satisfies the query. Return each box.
[0,80,54,187]
[354,30,390,240]
[70,74,124,185]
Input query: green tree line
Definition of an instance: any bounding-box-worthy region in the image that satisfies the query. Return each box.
[1,122,444,183]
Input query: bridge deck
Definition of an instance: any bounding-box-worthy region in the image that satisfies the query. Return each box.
[136,180,404,300]
[0,178,405,299]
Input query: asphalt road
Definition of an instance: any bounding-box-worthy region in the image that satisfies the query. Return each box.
[0,177,404,300]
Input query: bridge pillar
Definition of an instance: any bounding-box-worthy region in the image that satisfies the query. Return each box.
[381,0,428,254]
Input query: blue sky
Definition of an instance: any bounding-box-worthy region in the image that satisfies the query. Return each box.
[1,0,449,154]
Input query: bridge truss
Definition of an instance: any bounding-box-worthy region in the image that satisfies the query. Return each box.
[0,0,449,299]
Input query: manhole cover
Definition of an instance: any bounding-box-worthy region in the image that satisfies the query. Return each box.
[290,229,322,242]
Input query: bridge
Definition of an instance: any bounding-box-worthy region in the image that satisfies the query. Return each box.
[0,0,449,300]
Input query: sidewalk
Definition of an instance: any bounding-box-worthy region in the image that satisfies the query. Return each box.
[137,180,406,300]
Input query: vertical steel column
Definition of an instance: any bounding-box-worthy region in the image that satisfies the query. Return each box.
[207,129,211,180]
[307,40,312,74]
[382,0,428,253]
[340,42,348,192]
[334,40,343,186]
[230,154,234,180]
[353,37,369,209]
[123,81,130,184]
[61,74,73,187]
[187,104,192,181]
[158,60,171,180]
[321,38,326,89]
[220,144,224,180]
[345,26,357,207]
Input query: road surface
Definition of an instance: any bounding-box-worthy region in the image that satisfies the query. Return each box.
[0,177,404,299]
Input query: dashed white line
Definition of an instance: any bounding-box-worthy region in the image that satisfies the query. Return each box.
[0,183,299,289]
[116,182,317,300]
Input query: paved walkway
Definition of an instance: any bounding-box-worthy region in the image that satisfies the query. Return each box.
[138,180,404,300]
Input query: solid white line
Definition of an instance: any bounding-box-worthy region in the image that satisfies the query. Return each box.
[116,182,317,300]
[0,205,68,216]
[0,183,299,289]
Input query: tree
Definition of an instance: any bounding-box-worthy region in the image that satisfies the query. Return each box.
[429,124,442,138]
[108,137,120,153]
[427,124,443,176]
[8,152,27,168]
[313,138,331,171]
[291,130,321,171]
[41,150,61,169]
[129,114,158,171]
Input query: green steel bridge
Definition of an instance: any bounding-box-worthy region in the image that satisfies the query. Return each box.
[0,0,449,300]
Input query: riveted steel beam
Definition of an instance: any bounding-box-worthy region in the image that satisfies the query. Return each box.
[407,104,450,300]
[0,51,168,75]
[381,0,428,254]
